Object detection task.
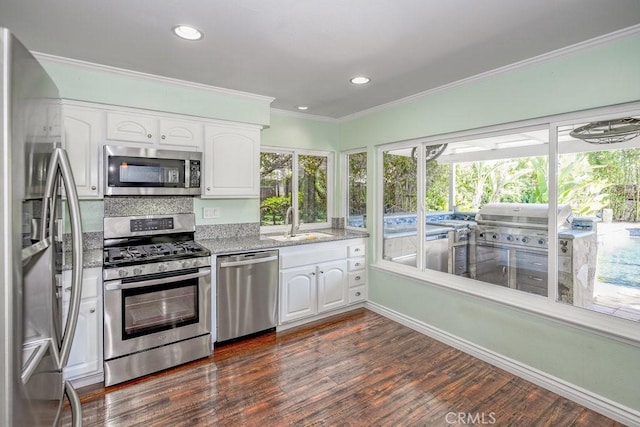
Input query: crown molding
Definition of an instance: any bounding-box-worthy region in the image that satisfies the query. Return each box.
[339,24,640,123]
[271,108,338,123]
[33,52,275,105]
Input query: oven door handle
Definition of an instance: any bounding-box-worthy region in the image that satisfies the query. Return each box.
[104,268,211,291]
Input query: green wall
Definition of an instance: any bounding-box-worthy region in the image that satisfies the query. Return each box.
[262,112,339,151]
[339,34,640,148]
[341,33,640,414]
[40,59,271,126]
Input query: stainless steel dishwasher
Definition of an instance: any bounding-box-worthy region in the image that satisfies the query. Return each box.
[216,250,279,343]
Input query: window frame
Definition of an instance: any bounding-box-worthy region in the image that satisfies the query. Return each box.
[260,146,334,234]
[374,101,640,346]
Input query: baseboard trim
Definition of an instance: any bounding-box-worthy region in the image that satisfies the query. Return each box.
[67,371,104,389]
[365,301,640,426]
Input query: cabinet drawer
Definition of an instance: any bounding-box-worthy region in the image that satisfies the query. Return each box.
[348,244,366,258]
[347,257,365,272]
[348,271,366,287]
[348,286,367,304]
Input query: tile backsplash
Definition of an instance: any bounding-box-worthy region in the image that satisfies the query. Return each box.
[104,196,194,217]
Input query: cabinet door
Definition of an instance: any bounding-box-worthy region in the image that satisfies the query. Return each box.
[317,260,348,313]
[159,118,203,150]
[63,106,102,198]
[61,267,103,382]
[203,125,260,197]
[280,266,317,323]
[106,111,157,144]
[63,298,101,380]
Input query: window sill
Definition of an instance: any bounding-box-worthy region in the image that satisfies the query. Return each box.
[370,261,640,347]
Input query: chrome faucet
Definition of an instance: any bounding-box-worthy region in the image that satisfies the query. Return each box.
[284,206,299,237]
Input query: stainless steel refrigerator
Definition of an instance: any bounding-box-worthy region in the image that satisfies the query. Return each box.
[0,28,83,426]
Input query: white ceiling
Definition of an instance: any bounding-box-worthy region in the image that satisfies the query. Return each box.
[1,0,640,118]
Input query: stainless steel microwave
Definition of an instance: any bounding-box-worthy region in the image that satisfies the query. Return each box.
[104,145,202,196]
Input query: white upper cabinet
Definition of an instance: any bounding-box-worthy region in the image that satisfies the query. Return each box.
[106,111,157,144]
[62,100,262,198]
[106,112,204,150]
[203,124,261,198]
[158,118,203,149]
[62,105,103,198]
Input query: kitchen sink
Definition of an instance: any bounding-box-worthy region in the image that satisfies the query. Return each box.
[267,232,335,242]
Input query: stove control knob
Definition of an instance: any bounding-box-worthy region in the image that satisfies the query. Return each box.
[133,268,142,276]
[194,259,202,267]
[491,233,498,240]
[538,239,545,245]
[521,237,529,244]
[118,269,128,277]
[158,263,168,272]
[561,247,568,253]
[182,261,191,268]
[479,233,485,239]
[506,235,514,242]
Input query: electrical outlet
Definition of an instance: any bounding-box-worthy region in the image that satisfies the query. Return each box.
[203,207,221,219]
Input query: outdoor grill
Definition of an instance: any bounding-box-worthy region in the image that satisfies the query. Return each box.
[470,203,573,297]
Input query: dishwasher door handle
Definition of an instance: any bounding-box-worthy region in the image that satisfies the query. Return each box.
[219,255,279,268]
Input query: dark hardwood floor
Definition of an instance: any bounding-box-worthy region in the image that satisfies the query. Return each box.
[62,309,623,426]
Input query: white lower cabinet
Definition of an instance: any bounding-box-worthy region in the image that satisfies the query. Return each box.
[280,266,318,323]
[279,238,366,325]
[316,260,348,313]
[62,267,103,385]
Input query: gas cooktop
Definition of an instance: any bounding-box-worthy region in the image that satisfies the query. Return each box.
[104,241,210,268]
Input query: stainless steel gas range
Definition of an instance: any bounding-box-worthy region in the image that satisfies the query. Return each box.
[102,213,211,386]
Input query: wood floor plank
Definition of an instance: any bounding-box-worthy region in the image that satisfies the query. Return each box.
[61,308,625,426]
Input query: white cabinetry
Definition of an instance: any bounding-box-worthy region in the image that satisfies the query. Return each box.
[61,267,103,386]
[62,105,103,198]
[279,238,366,325]
[280,266,317,322]
[203,124,261,198]
[106,111,203,150]
[347,242,367,304]
[317,260,349,313]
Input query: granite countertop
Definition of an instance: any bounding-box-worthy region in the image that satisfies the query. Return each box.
[199,228,369,255]
[69,228,369,270]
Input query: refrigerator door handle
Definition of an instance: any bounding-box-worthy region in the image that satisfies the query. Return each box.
[52,147,84,369]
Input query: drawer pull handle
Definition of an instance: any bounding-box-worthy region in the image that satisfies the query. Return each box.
[355,275,361,280]
[147,133,152,138]
[355,292,361,297]
[528,275,543,282]
[89,308,96,314]
[355,263,361,267]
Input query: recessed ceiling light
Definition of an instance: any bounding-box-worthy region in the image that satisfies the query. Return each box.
[297,106,309,111]
[173,25,203,41]
[350,76,371,85]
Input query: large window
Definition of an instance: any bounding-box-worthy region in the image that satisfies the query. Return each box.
[260,149,331,231]
[377,107,640,336]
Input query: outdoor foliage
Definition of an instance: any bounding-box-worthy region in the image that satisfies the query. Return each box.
[348,152,367,216]
[378,146,640,220]
[260,152,327,226]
